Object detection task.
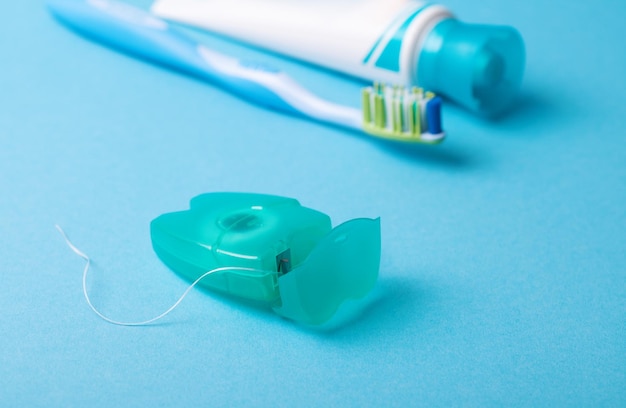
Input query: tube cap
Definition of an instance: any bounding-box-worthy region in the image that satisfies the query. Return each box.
[417,19,525,116]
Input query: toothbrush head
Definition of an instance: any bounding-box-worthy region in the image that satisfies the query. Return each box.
[362,83,445,144]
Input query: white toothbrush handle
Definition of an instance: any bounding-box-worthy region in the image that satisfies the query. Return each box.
[47,0,362,130]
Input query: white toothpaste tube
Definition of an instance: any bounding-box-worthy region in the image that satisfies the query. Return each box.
[151,0,525,116]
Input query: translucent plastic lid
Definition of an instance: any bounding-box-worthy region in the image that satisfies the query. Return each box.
[273,218,381,325]
[417,19,525,116]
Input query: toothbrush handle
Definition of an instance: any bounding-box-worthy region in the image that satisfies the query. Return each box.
[48,0,362,127]
[47,0,209,77]
[47,0,307,116]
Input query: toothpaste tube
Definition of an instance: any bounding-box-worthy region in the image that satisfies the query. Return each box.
[152,0,525,116]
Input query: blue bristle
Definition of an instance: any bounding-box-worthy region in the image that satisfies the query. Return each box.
[426,97,443,134]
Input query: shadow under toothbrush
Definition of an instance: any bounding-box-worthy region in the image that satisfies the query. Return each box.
[367,84,570,168]
[302,113,485,170]
[373,138,485,170]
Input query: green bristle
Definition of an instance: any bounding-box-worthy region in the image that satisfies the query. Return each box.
[393,98,402,133]
[375,94,385,128]
[362,88,372,124]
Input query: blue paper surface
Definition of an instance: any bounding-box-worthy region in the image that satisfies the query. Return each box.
[0,0,624,406]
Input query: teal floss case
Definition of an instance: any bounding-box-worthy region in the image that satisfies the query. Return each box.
[151,193,381,325]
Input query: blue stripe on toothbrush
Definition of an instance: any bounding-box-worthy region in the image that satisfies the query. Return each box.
[197,59,303,117]
[47,0,209,77]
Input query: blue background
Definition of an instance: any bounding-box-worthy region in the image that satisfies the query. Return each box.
[1,0,625,406]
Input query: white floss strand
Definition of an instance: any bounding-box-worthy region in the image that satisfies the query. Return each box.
[55,224,258,326]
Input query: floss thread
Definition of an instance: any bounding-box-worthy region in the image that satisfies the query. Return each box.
[55,225,258,326]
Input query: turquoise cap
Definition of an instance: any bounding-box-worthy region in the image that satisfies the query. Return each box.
[417,19,525,116]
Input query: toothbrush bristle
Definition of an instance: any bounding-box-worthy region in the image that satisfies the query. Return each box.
[362,83,444,144]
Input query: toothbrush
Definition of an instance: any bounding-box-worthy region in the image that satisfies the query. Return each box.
[47,0,444,144]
